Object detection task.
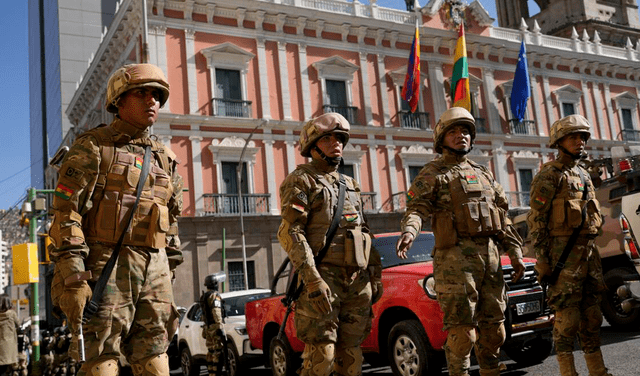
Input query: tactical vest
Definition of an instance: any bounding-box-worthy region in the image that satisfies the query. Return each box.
[547,162,602,237]
[200,290,223,326]
[81,125,174,249]
[432,161,504,249]
[298,165,371,268]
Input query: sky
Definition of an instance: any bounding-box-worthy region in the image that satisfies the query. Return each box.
[0,0,571,211]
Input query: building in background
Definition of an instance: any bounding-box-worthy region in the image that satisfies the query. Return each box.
[56,0,640,306]
[496,0,640,47]
[28,0,117,191]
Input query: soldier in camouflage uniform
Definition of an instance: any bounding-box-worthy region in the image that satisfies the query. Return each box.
[527,114,611,376]
[396,107,525,376]
[200,273,226,376]
[48,63,184,376]
[278,113,383,376]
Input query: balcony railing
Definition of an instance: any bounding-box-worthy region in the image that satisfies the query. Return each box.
[474,117,488,133]
[380,191,407,213]
[203,193,270,216]
[323,104,358,125]
[509,119,536,135]
[505,191,530,208]
[620,129,640,141]
[399,111,430,130]
[361,192,377,212]
[211,98,252,118]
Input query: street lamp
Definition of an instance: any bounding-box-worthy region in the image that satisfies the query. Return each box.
[236,119,268,290]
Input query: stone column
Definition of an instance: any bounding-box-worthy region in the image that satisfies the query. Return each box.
[376,54,391,127]
[262,131,279,214]
[491,139,512,192]
[150,26,169,112]
[285,130,297,175]
[189,136,205,215]
[278,41,293,120]
[256,37,272,120]
[428,62,447,119]
[367,135,380,210]
[185,29,199,114]
[541,75,555,127]
[482,67,500,133]
[385,138,398,198]
[603,83,617,140]
[298,43,312,120]
[359,51,373,125]
[591,81,607,139]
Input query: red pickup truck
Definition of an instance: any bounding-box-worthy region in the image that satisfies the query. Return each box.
[246,232,554,376]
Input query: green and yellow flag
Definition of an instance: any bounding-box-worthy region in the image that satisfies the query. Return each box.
[451,23,470,111]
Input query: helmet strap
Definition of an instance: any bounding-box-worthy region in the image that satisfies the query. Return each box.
[443,144,473,156]
[312,145,342,166]
[558,145,585,160]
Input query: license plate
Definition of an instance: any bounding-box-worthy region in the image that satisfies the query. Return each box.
[516,301,541,315]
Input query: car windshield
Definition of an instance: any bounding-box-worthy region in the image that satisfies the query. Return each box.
[374,233,435,269]
[223,292,271,317]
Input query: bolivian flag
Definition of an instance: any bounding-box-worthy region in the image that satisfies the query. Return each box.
[451,23,470,111]
[401,19,420,113]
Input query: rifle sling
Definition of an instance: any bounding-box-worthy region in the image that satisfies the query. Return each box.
[83,145,152,324]
[546,168,589,285]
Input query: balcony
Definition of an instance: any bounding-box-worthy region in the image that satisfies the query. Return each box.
[203,193,270,216]
[620,129,640,141]
[509,119,536,136]
[474,117,488,133]
[380,191,407,213]
[399,111,430,130]
[211,98,252,118]
[505,191,530,208]
[361,192,377,213]
[323,104,358,125]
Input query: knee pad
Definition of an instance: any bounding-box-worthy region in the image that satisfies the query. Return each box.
[301,343,335,376]
[477,322,506,351]
[131,354,170,376]
[82,358,118,376]
[334,346,363,376]
[446,326,476,358]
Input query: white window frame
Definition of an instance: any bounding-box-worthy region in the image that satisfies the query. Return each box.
[511,150,541,193]
[398,145,436,188]
[207,137,260,194]
[341,143,366,183]
[552,84,583,117]
[613,91,638,131]
[444,73,483,116]
[311,56,359,109]
[388,67,428,113]
[201,43,255,116]
[498,79,531,121]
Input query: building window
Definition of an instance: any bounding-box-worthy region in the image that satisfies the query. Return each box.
[444,73,486,132]
[613,91,639,141]
[312,56,359,124]
[228,261,256,291]
[518,169,533,206]
[398,86,429,130]
[562,102,576,117]
[409,165,422,184]
[553,84,582,118]
[499,80,536,135]
[201,43,255,118]
[338,163,355,178]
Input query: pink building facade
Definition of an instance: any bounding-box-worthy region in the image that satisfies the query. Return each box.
[62,0,640,297]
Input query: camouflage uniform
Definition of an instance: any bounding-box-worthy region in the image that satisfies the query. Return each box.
[49,64,183,376]
[398,108,523,376]
[200,273,226,376]
[278,113,382,376]
[527,114,610,376]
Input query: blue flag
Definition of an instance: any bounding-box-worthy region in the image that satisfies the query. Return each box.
[510,40,530,122]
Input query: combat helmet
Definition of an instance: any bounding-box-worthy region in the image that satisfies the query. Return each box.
[204,272,227,291]
[548,114,591,148]
[433,107,476,154]
[106,63,170,113]
[299,113,350,157]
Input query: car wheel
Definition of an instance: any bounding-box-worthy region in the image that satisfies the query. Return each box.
[504,336,553,366]
[270,336,299,376]
[601,268,640,329]
[226,339,241,376]
[387,319,443,376]
[180,346,200,376]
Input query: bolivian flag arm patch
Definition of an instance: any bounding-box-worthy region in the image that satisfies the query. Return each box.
[407,190,416,202]
[55,184,74,200]
[533,196,547,207]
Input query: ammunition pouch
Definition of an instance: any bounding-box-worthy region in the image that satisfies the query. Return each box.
[344,229,371,268]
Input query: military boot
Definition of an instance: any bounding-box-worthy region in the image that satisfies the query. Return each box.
[584,350,613,376]
[478,368,501,376]
[557,352,579,376]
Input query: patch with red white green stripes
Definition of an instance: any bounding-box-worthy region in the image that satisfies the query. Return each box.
[55,184,74,200]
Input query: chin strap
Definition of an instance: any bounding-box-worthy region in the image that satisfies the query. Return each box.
[313,146,342,166]
[443,144,473,156]
[558,146,586,160]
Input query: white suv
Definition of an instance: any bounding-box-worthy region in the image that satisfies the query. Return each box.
[178,288,271,376]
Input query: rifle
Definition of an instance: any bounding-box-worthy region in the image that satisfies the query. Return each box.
[277,174,346,341]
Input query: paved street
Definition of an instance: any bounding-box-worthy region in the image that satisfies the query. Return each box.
[175,319,640,375]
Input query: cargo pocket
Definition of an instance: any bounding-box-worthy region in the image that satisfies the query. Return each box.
[96,191,119,236]
[345,229,369,268]
[146,204,169,248]
[433,211,457,249]
[463,202,482,236]
[586,199,602,231]
[566,199,584,228]
[551,199,566,231]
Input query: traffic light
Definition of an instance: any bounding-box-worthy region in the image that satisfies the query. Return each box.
[19,213,29,227]
[38,233,51,264]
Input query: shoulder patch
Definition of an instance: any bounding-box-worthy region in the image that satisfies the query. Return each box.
[55,183,74,200]
[63,166,85,183]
